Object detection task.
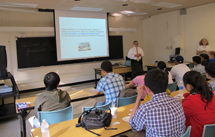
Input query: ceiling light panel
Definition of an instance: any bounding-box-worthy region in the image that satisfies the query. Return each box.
[0,2,38,8]
[130,0,152,4]
[152,2,182,8]
[70,7,102,11]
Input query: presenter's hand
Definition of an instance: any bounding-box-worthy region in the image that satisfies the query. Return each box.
[134,54,138,57]
[138,53,141,57]
[201,50,206,52]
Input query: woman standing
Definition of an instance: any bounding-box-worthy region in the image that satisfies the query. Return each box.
[182,71,215,137]
[196,38,211,55]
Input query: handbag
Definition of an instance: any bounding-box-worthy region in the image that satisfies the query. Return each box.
[76,107,117,136]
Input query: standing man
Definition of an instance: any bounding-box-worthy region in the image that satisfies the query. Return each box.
[127,41,144,68]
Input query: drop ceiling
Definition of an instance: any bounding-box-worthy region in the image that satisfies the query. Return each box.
[0,0,214,17]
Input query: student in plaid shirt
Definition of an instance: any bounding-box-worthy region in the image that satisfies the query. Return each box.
[95,61,125,107]
[129,69,186,137]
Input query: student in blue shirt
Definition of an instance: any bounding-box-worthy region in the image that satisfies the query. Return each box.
[94,61,125,107]
[209,51,215,62]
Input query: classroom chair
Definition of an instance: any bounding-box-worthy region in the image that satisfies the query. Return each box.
[82,101,112,112]
[189,63,194,69]
[202,74,207,79]
[202,123,215,137]
[167,81,177,92]
[180,126,191,137]
[117,94,137,107]
[38,105,73,126]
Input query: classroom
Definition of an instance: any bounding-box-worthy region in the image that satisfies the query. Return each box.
[0,0,215,137]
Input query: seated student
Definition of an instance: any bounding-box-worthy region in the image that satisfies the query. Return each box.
[157,61,173,84]
[95,61,125,107]
[205,62,215,93]
[200,53,209,66]
[34,72,70,127]
[127,63,145,88]
[170,55,190,87]
[192,56,205,74]
[209,51,215,62]
[129,69,186,137]
[182,71,215,137]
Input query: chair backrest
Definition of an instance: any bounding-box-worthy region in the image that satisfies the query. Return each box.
[82,101,112,112]
[202,74,207,79]
[117,94,137,107]
[189,63,194,69]
[180,126,191,137]
[202,124,215,137]
[167,81,177,92]
[124,60,131,66]
[38,105,73,125]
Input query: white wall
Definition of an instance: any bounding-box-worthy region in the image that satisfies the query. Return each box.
[0,12,142,91]
[142,3,215,66]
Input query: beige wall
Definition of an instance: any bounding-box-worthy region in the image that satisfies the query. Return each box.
[0,12,142,91]
[142,3,215,66]
[0,3,215,90]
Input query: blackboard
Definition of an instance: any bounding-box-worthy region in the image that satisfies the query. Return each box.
[16,36,123,69]
[16,37,57,69]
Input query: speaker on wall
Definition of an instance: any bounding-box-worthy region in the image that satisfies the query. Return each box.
[180,8,187,15]
[0,46,7,77]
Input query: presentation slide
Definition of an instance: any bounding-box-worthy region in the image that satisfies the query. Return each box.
[55,10,109,61]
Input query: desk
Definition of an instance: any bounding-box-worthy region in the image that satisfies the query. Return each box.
[94,66,131,87]
[31,101,144,137]
[16,88,104,137]
[146,62,189,71]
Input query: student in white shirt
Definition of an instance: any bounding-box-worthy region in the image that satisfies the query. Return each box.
[196,38,211,55]
[127,41,144,68]
[170,55,190,87]
[192,56,205,75]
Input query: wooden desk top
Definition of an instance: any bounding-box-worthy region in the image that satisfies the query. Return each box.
[31,101,145,137]
[171,88,189,97]
[16,88,100,110]
[146,62,189,68]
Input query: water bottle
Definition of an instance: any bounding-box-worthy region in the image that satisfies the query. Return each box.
[41,119,50,137]
[179,81,184,97]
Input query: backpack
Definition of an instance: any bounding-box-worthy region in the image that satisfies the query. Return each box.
[76,107,116,136]
[118,88,137,97]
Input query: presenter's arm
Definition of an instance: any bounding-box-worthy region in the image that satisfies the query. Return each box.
[139,48,144,57]
[128,48,134,58]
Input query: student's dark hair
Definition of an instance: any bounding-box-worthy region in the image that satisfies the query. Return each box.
[205,62,215,78]
[157,61,169,76]
[101,61,112,73]
[210,51,215,57]
[199,38,209,45]
[44,72,60,91]
[144,69,168,94]
[192,56,201,64]
[200,53,209,60]
[131,62,145,78]
[183,71,213,110]
[133,41,138,44]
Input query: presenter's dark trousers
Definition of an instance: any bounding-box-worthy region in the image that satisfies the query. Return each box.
[131,58,143,79]
[131,58,143,68]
